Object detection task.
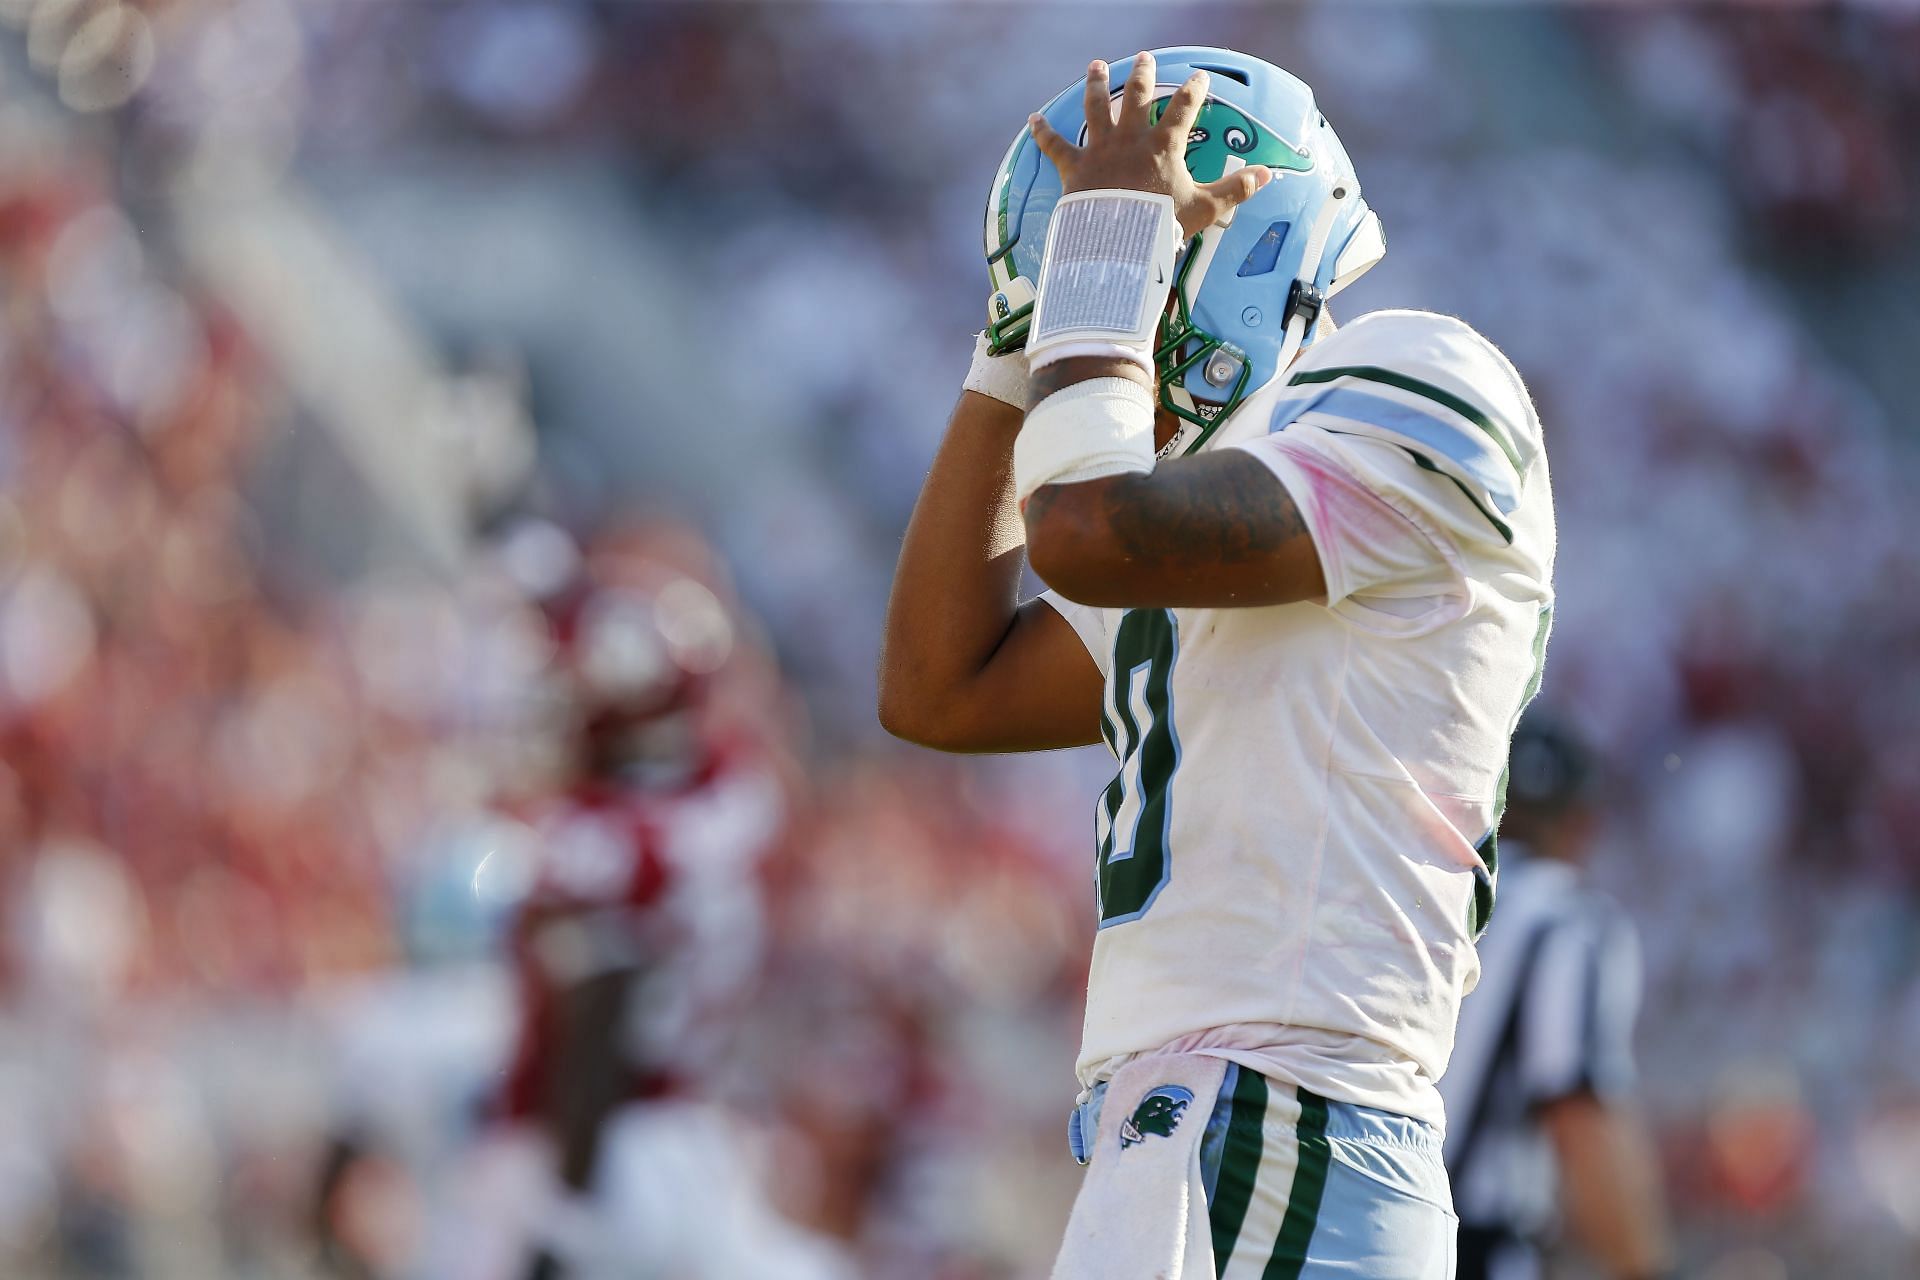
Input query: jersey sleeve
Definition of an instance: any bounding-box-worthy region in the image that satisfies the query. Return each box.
[1240,309,1544,558]
[1514,903,1642,1106]
[1037,590,1110,677]
[1230,427,1465,625]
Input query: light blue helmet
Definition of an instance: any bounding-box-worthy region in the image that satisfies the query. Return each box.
[984,47,1387,456]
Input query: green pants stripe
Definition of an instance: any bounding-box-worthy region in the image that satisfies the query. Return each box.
[1209,1078,1331,1280]
[1263,1089,1331,1280]
[1210,1067,1271,1274]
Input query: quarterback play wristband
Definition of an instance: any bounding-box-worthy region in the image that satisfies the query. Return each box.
[1013,377,1155,504]
[962,331,1030,409]
[1027,190,1181,375]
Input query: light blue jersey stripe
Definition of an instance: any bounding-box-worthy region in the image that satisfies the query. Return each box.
[1269,386,1522,515]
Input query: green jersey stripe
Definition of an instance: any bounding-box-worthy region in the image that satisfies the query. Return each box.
[1208,1067,1270,1275]
[1403,446,1515,545]
[1289,363,1523,473]
[1262,1089,1332,1280]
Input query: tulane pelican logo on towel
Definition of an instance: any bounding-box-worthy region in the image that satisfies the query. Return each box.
[1119,1085,1194,1150]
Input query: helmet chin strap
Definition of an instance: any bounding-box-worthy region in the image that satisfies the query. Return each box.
[1165,183,1353,459]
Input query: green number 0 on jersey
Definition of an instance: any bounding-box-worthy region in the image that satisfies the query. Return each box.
[1095,609,1182,927]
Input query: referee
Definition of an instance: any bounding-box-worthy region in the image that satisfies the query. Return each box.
[1440,713,1676,1280]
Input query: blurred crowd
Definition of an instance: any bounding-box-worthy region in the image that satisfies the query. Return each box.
[0,2,1917,1278]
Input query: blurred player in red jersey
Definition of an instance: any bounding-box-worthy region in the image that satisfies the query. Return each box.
[494,523,850,1280]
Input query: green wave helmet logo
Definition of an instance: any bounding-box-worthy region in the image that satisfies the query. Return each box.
[1149,97,1313,184]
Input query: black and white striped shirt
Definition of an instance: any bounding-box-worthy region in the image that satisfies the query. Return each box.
[1440,848,1643,1242]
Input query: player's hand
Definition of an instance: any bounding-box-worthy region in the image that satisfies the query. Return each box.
[1028,52,1273,240]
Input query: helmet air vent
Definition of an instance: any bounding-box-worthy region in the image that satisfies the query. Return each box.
[1236,221,1292,278]
[1192,62,1251,86]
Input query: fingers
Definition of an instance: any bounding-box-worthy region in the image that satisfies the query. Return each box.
[1193,165,1273,227]
[1081,59,1112,139]
[1027,113,1080,168]
[1204,165,1272,205]
[1158,70,1209,138]
[1117,51,1156,128]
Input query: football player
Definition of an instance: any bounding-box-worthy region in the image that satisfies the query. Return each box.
[494,534,848,1280]
[880,47,1555,1279]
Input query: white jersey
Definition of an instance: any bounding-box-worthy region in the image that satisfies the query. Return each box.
[1042,309,1555,1126]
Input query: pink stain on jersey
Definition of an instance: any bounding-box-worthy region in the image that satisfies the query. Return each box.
[1262,437,1422,600]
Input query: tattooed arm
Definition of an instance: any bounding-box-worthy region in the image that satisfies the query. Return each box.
[1024,453,1326,608]
[1021,357,1327,609]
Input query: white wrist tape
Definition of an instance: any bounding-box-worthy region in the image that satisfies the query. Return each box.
[1013,377,1155,504]
[962,331,1029,408]
[1028,190,1180,375]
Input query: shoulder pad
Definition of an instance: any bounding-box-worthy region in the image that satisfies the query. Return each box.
[1274,310,1539,540]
